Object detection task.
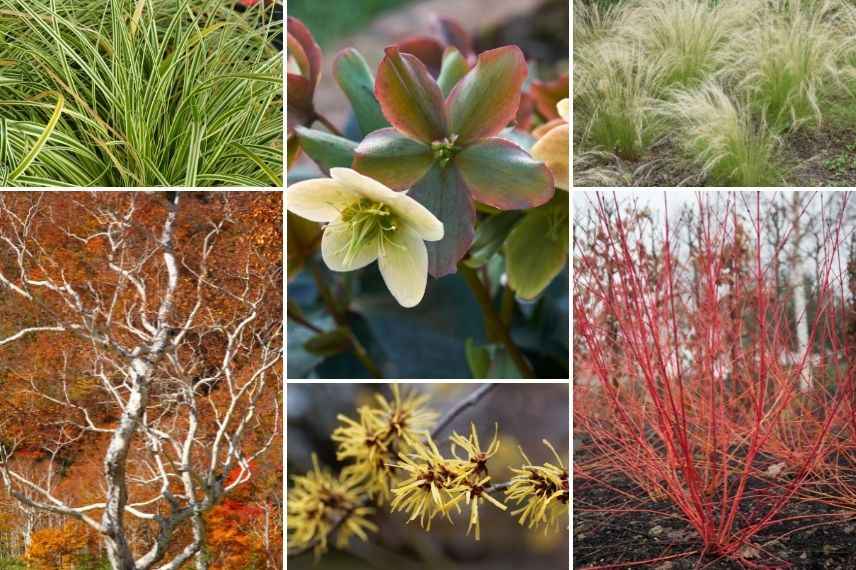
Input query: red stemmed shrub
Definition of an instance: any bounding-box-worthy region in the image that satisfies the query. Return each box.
[574,192,855,567]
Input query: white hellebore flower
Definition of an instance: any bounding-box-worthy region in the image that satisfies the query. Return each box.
[287,168,444,308]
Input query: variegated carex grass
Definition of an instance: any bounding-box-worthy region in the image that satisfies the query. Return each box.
[0,0,283,187]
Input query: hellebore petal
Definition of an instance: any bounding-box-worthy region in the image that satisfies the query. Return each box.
[333,48,390,136]
[321,220,379,271]
[329,167,402,204]
[286,178,358,223]
[446,46,528,144]
[378,226,429,308]
[352,128,434,191]
[531,123,569,191]
[408,165,475,277]
[375,47,448,143]
[455,138,555,210]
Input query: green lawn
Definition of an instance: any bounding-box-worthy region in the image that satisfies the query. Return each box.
[288,0,417,47]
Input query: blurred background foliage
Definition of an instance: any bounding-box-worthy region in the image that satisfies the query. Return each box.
[287,383,570,569]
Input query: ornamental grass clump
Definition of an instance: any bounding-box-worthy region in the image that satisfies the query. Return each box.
[0,0,283,186]
[660,82,781,186]
[574,0,856,186]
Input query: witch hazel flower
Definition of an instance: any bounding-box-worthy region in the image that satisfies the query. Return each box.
[287,167,444,308]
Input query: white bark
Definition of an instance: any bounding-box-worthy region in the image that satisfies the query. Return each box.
[788,193,813,392]
[0,192,282,569]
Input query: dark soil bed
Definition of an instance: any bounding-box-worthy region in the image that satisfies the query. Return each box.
[574,124,856,188]
[574,447,856,568]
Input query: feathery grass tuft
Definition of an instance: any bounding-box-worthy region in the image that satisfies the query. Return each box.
[661,82,781,186]
[0,0,283,187]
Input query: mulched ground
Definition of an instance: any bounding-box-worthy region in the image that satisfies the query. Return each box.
[574,124,856,188]
[574,442,856,569]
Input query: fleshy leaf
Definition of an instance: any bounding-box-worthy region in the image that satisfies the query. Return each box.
[465,338,490,379]
[464,211,523,268]
[433,17,474,59]
[286,75,314,134]
[333,48,390,136]
[529,74,569,120]
[408,164,475,277]
[375,47,447,143]
[286,133,301,171]
[397,35,446,76]
[446,46,527,144]
[505,197,569,300]
[287,17,322,85]
[437,47,470,97]
[455,138,554,210]
[287,212,322,280]
[352,128,434,191]
[295,126,358,173]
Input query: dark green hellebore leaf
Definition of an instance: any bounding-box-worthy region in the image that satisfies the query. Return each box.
[438,47,470,97]
[465,338,490,379]
[408,164,475,278]
[456,138,555,210]
[304,327,352,357]
[505,196,569,301]
[487,346,524,379]
[446,46,528,144]
[375,47,447,142]
[333,48,390,136]
[295,126,357,173]
[352,128,434,190]
[465,211,523,268]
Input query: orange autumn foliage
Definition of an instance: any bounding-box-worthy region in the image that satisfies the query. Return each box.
[25,523,91,569]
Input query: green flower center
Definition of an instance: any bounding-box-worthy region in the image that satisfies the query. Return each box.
[431,135,460,167]
[339,198,401,264]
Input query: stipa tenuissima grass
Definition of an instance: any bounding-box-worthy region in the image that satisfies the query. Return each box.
[0,0,283,187]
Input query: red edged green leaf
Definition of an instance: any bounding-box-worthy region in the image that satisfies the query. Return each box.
[437,47,470,97]
[529,74,569,120]
[446,46,528,144]
[433,17,474,59]
[505,196,569,300]
[287,75,314,134]
[295,127,357,174]
[287,17,321,85]
[333,48,389,135]
[408,164,475,277]
[397,35,446,76]
[455,138,554,210]
[375,47,447,143]
[352,128,434,191]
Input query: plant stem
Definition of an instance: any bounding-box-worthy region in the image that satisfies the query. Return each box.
[431,383,497,438]
[460,264,535,379]
[287,306,323,334]
[314,112,343,137]
[308,259,384,378]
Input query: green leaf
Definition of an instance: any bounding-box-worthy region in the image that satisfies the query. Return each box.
[408,164,475,277]
[487,346,523,378]
[333,48,390,136]
[352,128,434,190]
[295,126,358,173]
[304,327,352,358]
[465,211,523,268]
[446,46,527,144]
[505,197,569,301]
[455,138,554,210]
[9,93,64,182]
[465,338,490,379]
[375,47,447,143]
[437,47,469,97]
